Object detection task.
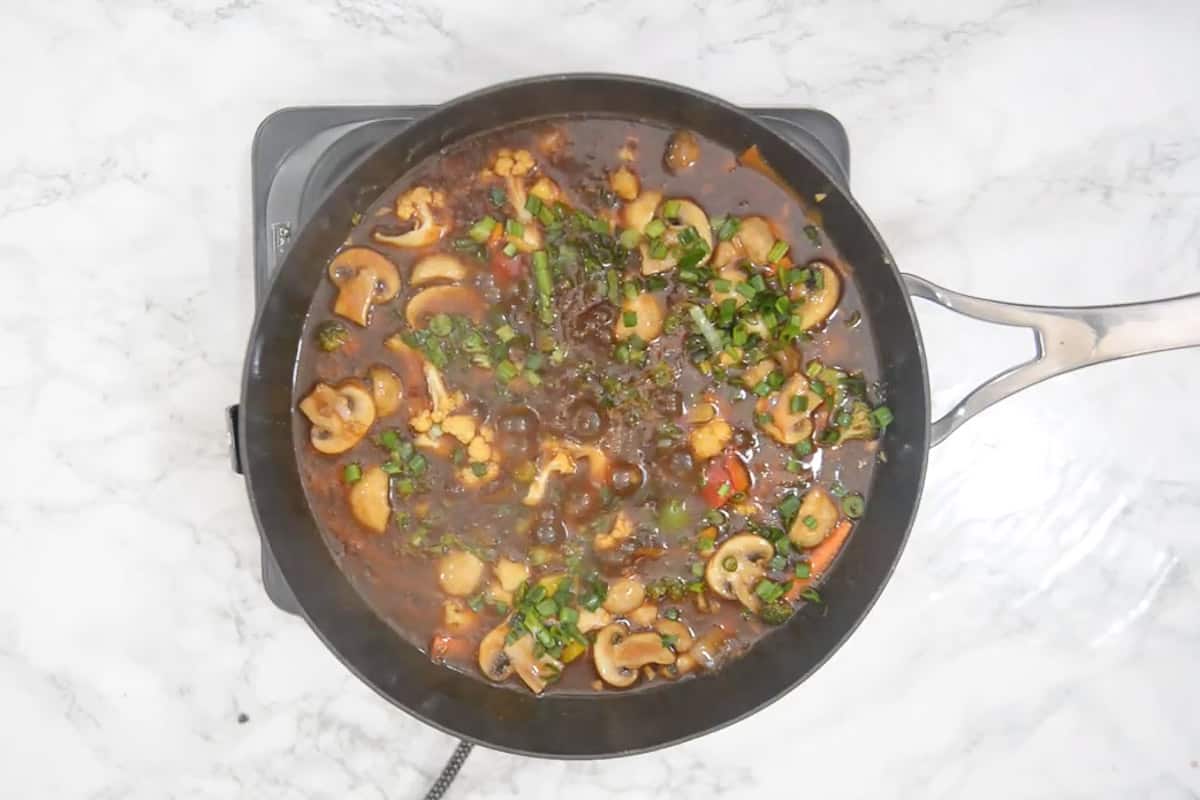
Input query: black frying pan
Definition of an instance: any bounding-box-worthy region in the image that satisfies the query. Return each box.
[236,74,1200,758]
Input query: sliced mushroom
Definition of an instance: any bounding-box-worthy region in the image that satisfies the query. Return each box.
[622,190,662,232]
[594,623,674,688]
[299,381,376,455]
[627,603,659,628]
[792,261,842,330]
[603,577,646,615]
[734,216,776,263]
[705,533,773,612]
[373,186,447,248]
[576,607,613,634]
[788,486,840,548]
[504,631,563,694]
[478,623,514,682]
[639,198,714,275]
[411,253,470,287]
[347,465,390,533]
[614,291,665,342]
[328,248,401,327]
[710,266,750,308]
[438,550,484,597]
[367,365,403,417]
[405,285,487,329]
[655,618,694,652]
[664,130,700,173]
[756,372,824,446]
[383,336,428,407]
[741,358,777,391]
[712,241,741,269]
[609,166,639,201]
[673,625,731,676]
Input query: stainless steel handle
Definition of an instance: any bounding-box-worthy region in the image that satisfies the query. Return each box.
[904,274,1200,446]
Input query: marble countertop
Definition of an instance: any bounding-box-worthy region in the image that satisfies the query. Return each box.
[3,0,1199,797]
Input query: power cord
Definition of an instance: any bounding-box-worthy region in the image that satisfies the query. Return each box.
[423,740,474,799]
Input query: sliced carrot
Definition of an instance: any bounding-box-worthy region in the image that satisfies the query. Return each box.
[785,519,853,601]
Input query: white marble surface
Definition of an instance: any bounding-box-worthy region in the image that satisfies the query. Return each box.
[2,0,1199,797]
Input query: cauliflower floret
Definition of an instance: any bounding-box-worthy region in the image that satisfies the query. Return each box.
[523,450,576,506]
[457,424,499,489]
[690,417,732,461]
[409,361,465,434]
[493,147,534,178]
[756,373,824,445]
[468,436,492,462]
[373,186,447,248]
[594,510,633,551]
[441,414,477,445]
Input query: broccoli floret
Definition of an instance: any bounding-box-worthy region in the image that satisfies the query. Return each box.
[316,321,349,352]
[759,601,794,626]
[836,400,878,443]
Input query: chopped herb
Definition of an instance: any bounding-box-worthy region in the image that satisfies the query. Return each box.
[663,607,681,621]
[871,405,895,430]
[716,481,732,498]
[502,241,518,258]
[800,587,823,604]
[716,216,740,241]
[722,555,738,572]
[767,240,790,263]
[841,493,865,519]
[662,199,681,219]
[316,321,349,352]
[622,310,638,328]
[795,562,812,579]
[644,218,666,239]
[468,215,497,243]
[495,323,516,342]
[489,186,507,207]
[428,313,453,337]
[342,463,362,484]
[619,228,641,250]
[468,593,486,612]
[794,440,813,457]
[505,218,524,239]
[803,224,821,246]
[790,394,809,414]
[777,494,801,522]
[648,238,668,259]
[802,515,818,530]
[496,359,519,382]
[713,278,733,293]
[754,579,787,604]
[524,194,543,215]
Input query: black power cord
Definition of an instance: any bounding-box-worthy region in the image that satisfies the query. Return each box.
[423,740,474,799]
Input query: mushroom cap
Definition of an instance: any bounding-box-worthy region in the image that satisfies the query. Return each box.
[602,577,646,615]
[367,365,403,417]
[328,248,401,326]
[792,260,843,330]
[705,533,773,612]
[788,485,840,548]
[438,549,485,597]
[622,190,662,232]
[405,285,487,330]
[655,618,694,652]
[734,216,776,264]
[593,623,675,688]
[478,623,514,682]
[348,465,390,533]
[298,381,376,455]
[411,253,471,287]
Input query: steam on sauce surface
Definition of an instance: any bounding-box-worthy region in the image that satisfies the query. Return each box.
[294,117,893,695]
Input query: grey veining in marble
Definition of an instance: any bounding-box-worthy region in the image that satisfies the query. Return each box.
[1,0,1198,797]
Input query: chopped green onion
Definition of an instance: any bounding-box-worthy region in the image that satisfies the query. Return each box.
[622,310,638,328]
[495,324,516,342]
[661,199,681,219]
[623,280,639,301]
[496,359,519,382]
[785,458,805,474]
[767,240,790,263]
[489,187,506,207]
[342,463,362,484]
[524,369,542,386]
[800,587,823,604]
[803,225,821,246]
[396,478,416,496]
[735,282,758,300]
[407,454,427,475]
[648,239,668,259]
[716,481,732,498]
[470,462,489,477]
[722,555,738,572]
[713,278,733,293]
[378,429,401,451]
[871,406,895,429]
[505,218,524,239]
[688,305,724,353]
[716,216,740,241]
[690,562,705,577]
[802,515,818,530]
[619,228,641,250]
[752,380,772,397]
[795,562,811,579]
[813,269,826,290]
[777,494,801,521]
[502,241,518,258]
[524,194,543,215]
[663,607,681,621]
[537,205,555,226]
[535,598,558,617]
[468,215,497,243]
[754,579,786,603]
[790,394,808,414]
[606,269,620,304]
[842,493,865,519]
[428,313,453,337]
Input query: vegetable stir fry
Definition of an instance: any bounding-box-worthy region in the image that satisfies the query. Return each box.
[294,119,892,695]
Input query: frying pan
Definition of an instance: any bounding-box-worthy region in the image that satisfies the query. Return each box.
[236,74,1200,757]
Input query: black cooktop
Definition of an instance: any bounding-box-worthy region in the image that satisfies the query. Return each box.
[246,104,852,615]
